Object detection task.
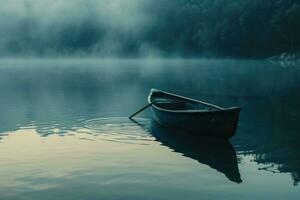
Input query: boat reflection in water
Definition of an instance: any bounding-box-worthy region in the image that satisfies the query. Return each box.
[149,121,242,184]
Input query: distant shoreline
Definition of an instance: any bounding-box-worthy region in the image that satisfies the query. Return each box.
[267,52,300,66]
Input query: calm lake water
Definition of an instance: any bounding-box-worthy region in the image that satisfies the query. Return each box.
[0,59,299,200]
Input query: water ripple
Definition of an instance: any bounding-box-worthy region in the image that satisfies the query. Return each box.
[74,117,154,145]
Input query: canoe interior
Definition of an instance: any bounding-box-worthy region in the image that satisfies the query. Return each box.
[154,101,218,111]
[151,92,220,112]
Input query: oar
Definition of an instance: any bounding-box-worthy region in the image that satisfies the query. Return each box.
[129,102,156,119]
[129,99,177,119]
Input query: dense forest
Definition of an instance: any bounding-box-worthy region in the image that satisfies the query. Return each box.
[0,0,299,58]
[147,0,300,58]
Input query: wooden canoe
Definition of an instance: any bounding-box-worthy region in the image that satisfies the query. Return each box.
[148,89,241,139]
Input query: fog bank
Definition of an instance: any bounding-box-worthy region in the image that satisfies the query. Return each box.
[0,0,299,58]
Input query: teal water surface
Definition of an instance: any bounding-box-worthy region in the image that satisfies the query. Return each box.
[0,59,300,200]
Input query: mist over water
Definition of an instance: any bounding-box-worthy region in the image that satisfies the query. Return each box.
[2,0,299,58]
[0,0,159,57]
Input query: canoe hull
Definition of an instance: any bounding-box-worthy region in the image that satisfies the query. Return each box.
[151,107,240,139]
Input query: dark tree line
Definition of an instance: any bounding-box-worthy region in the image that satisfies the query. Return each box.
[143,0,300,58]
